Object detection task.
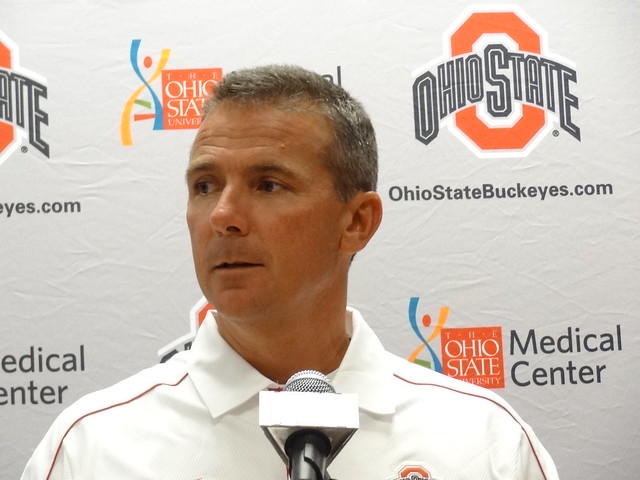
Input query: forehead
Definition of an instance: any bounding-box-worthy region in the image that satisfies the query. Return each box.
[186,104,337,188]
[191,103,332,159]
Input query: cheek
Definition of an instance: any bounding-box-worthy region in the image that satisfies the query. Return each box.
[277,210,343,255]
[186,210,210,254]
[185,205,197,233]
[187,202,210,231]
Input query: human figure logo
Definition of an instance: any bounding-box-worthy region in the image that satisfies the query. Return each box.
[407,298,505,389]
[120,39,222,146]
[407,297,449,373]
[412,7,580,157]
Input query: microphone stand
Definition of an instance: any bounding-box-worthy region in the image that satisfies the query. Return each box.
[286,430,336,480]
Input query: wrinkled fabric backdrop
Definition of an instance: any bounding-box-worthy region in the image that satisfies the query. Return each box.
[2,1,639,479]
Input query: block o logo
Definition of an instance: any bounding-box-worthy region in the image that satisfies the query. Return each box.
[452,12,545,151]
[397,465,431,480]
[0,38,13,157]
[412,7,580,157]
[0,30,49,167]
[157,297,213,363]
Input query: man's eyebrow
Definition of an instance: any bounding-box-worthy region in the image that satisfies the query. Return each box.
[185,160,300,183]
[247,162,298,178]
[185,160,217,183]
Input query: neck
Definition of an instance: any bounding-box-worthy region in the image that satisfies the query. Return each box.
[215,301,351,385]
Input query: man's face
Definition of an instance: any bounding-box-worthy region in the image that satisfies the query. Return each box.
[186,103,355,324]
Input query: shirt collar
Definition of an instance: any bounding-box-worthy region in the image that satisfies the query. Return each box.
[332,307,396,415]
[186,307,395,419]
[186,312,273,418]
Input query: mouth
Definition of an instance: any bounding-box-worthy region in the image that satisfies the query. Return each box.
[215,262,261,270]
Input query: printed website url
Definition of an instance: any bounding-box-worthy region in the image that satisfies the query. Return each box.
[388,182,614,202]
[0,200,82,218]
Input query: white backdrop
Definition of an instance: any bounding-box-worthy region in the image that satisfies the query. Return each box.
[2,1,639,479]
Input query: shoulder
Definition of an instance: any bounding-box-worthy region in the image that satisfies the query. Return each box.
[21,355,191,479]
[383,353,558,480]
[386,351,521,418]
[52,352,189,440]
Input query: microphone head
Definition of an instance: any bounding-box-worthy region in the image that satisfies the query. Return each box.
[259,370,359,468]
[284,370,336,394]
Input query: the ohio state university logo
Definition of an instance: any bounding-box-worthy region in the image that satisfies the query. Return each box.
[0,30,49,167]
[412,7,580,157]
[391,465,434,480]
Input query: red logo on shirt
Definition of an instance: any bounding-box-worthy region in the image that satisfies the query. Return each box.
[392,465,432,480]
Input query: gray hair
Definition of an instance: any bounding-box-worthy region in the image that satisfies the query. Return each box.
[201,64,378,201]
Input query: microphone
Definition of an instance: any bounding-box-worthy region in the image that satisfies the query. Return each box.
[259,370,359,480]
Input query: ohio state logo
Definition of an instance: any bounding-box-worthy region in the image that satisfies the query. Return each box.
[0,29,49,167]
[412,7,580,157]
[157,297,213,363]
[391,465,433,480]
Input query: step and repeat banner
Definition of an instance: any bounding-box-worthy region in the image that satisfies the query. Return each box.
[2,1,639,479]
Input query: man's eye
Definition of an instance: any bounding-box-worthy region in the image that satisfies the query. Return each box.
[260,180,281,193]
[195,181,212,195]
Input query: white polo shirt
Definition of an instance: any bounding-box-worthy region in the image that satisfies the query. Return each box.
[22,308,558,480]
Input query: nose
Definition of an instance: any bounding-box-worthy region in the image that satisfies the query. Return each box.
[209,186,249,236]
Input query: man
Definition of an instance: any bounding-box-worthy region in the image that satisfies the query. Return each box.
[22,65,559,479]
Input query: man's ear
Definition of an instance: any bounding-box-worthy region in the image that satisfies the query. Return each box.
[339,191,383,254]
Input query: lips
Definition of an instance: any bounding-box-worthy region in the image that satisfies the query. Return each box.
[215,261,261,270]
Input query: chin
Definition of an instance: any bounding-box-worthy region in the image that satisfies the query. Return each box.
[208,293,266,322]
